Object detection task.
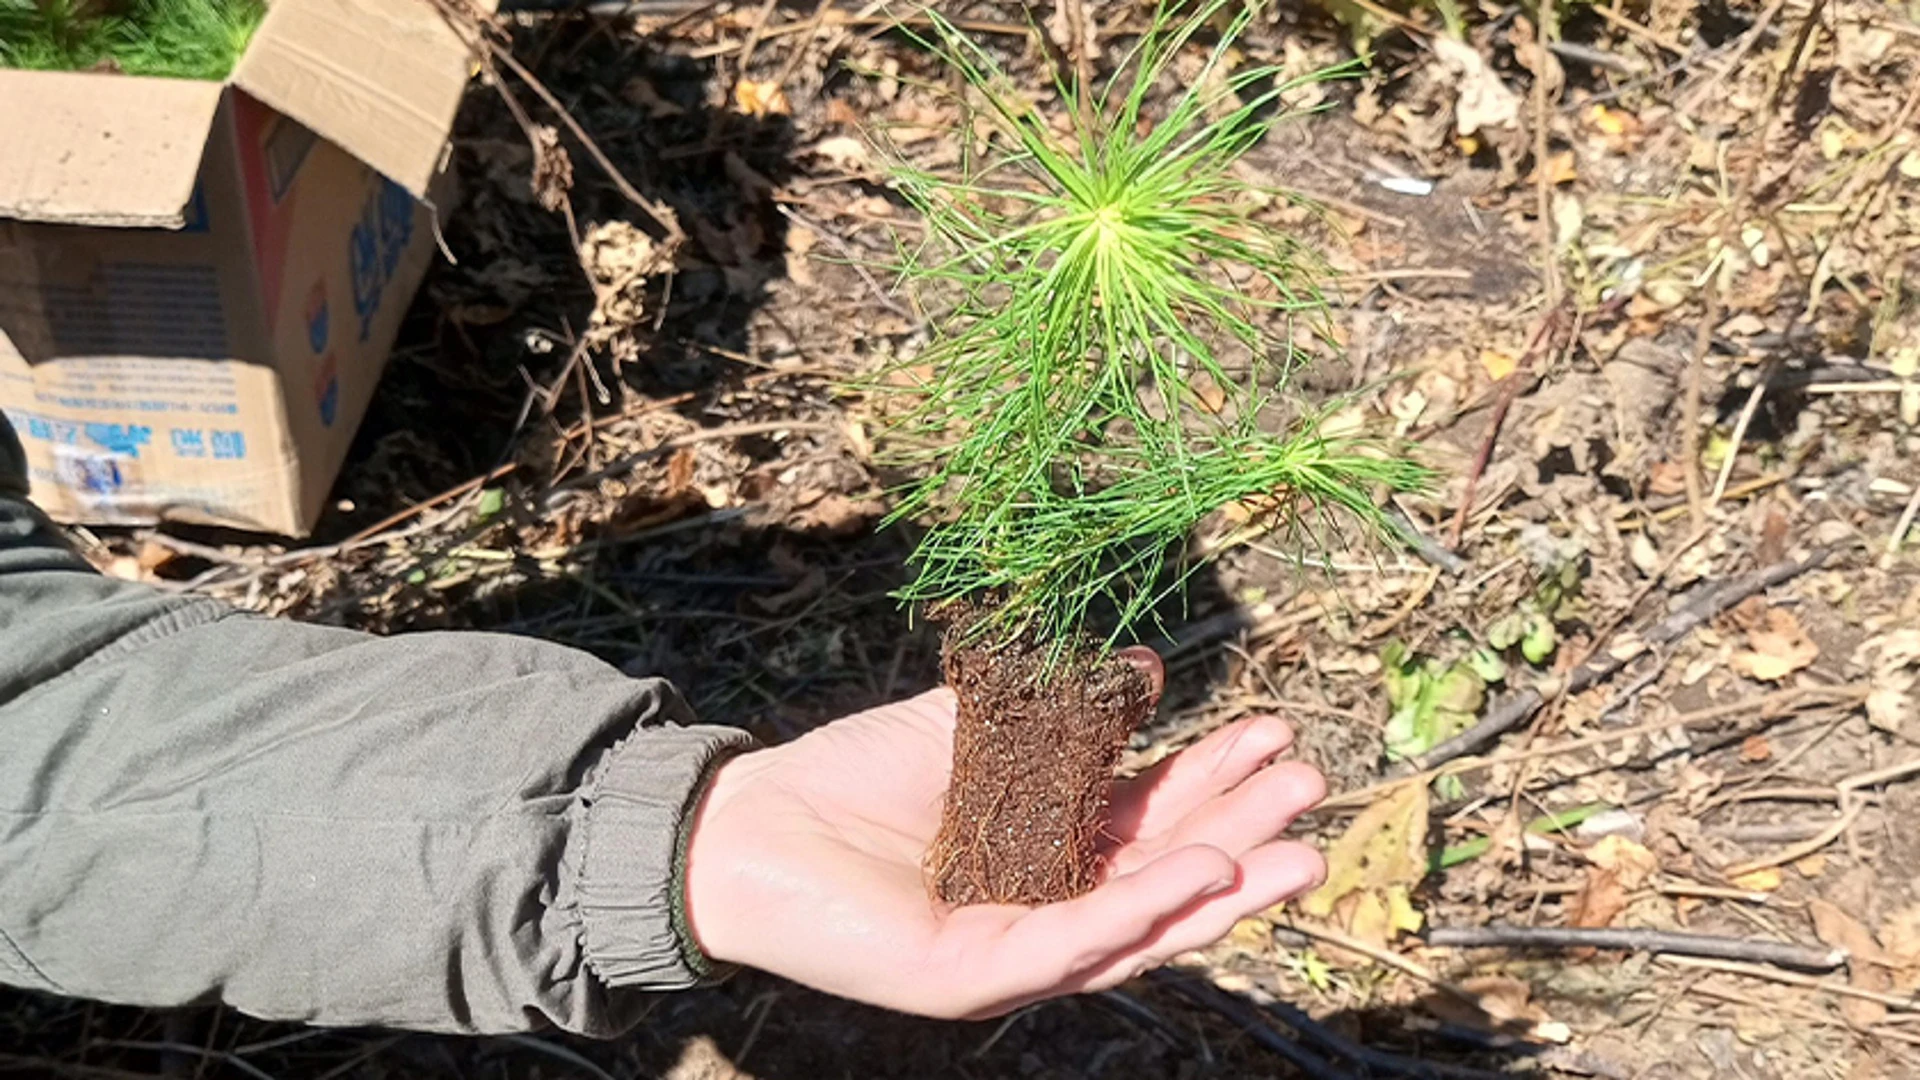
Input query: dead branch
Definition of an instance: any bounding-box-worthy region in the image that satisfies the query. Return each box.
[1445,305,1568,550]
[1427,924,1845,972]
[428,0,685,246]
[1661,956,1920,1013]
[1330,682,1870,811]
[1403,545,1834,772]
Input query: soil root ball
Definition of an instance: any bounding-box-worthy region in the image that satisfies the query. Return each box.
[925,619,1152,906]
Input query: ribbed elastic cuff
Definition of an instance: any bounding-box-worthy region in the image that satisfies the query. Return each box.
[578,724,759,989]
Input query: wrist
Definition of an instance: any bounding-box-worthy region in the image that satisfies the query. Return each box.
[678,746,764,971]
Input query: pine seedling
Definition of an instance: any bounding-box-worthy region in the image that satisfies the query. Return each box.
[874,0,1430,661]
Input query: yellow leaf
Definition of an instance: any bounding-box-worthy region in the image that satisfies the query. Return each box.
[1586,835,1659,891]
[1588,104,1631,136]
[1348,890,1391,954]
[1386,885,1424,935]
[1730,867,1783,892]
[733,79,791,118]
[1303,781,1430,917]
[1794,853,1828,878]
[1480,349,1517,381]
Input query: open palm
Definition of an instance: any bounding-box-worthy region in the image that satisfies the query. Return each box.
[682,650,1326,1020]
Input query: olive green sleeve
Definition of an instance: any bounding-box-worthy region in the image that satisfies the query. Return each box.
[0,409,756,1035]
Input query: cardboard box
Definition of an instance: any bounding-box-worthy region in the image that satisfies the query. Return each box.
[0,0,480,534]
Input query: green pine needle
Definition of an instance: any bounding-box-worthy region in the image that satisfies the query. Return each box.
[873,0,1431,659]
[1,0,265,81]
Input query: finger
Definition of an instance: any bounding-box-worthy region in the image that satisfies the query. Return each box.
[1110,759,1326,874]
[1108,715,1297,843]
[977,845,1236,1005]
[1072,840,1327,993]
[1114,646,1166,704]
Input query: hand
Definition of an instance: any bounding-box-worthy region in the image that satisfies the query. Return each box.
[681,649,1327,1020]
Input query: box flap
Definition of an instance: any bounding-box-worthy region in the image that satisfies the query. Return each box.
[0,71,224,227]
[231,0,485,197]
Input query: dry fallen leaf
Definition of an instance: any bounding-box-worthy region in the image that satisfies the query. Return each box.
[1587,834,1660,891]
[733,78,791,118]
[1811,898,1892,1026]
[1878,904,1920,992]
[1431,35,1522,135]
[1480,348,1517,381]
[1304,781,1430,919]
[809,134,872,173]
[1570,867,1627,931]
[1425,975,1569,1044]
[1731,867,1783,892]
[1729,608,1819,681]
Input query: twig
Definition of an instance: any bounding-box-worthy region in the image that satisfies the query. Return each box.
[1721,801,1864,878]
[1886,483,1920,562]
[1276,920,1481,1006]
[1532,0,1562,310]
[1682,277,1718,528]
[1403,546,1833,771]
[429,0,684,245]
[1680,0,1822,527]
[730,0,781,74]
[776,204,915,320]
[544,419,842,499]
[82,1042,276,1080]
[1332,683,1869,810]
[1387,503,1470,575]
[1724,756,1920,877]
[1446,305,1567,549]
[330,391,697,547]
[1709,378,1766,507]
[1660,955,1920,1012]
[1426,924,1845,972]
[1148,973,1354,1079]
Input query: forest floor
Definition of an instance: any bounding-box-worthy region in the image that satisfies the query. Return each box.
[8,0,1920,1077]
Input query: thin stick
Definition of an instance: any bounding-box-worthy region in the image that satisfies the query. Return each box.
[1330,684,1868,810]
[333,392,697,547]
[429,0,684,245]
[1721,800,1864,878]
[1722,756,1920,877]
[1426,924,1844,971]
[1709,379,1766,507]
[1532,0,1562,310]
[1660,956,1920,1012]
[1446,306,1565,549]
[1682,273,1717,528]
[544,419,842,498]
[1277,920,1481,1006]
[1886,483,1920,561]
[1404,546,1832,771]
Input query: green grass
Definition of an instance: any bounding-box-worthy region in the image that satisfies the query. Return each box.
[873,0,1431,658]
[0,0,264,80]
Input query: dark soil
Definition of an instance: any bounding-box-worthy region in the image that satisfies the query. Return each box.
[927,620,1151,907]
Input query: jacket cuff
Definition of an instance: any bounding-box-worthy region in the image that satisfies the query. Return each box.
[578,723,758,989]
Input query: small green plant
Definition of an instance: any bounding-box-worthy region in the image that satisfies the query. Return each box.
[0,0,265,81]
[873,0,1435,907]
[875,0,1429,659]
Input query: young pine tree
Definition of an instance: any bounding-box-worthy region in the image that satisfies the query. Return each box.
[870,1,1428,905]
